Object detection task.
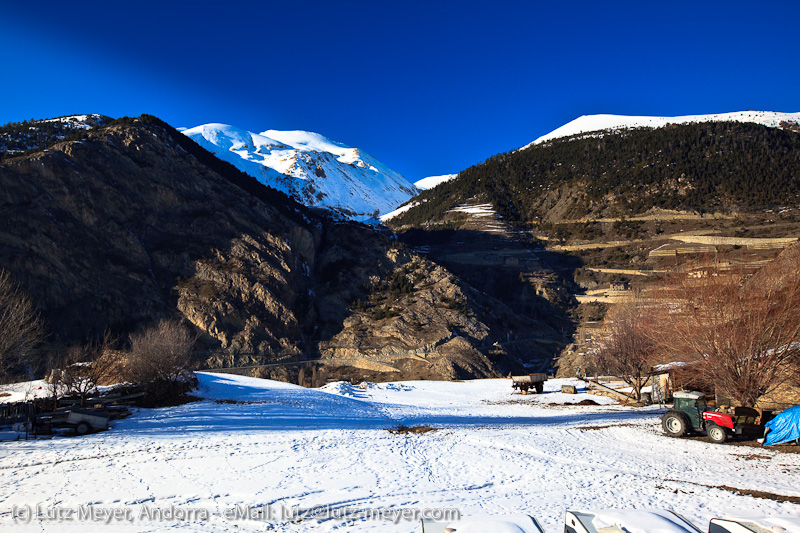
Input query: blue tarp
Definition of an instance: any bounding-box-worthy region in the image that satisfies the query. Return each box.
[764,404,800,446]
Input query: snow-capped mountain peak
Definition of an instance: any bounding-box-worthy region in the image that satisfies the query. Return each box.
[260,129,350,156]
[524,110,800,149]
[182,124,418,221]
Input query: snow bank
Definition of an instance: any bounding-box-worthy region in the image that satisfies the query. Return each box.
[0,379,50,403]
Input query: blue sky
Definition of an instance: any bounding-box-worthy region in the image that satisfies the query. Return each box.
[1,1,798,182]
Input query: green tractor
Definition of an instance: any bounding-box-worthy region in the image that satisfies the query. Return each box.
[661,391,736,443]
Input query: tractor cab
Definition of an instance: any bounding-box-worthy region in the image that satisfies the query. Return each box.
[672,391,709,430]
[663,390,744,443]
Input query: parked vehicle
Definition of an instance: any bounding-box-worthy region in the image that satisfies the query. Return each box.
[564,509,701,533]
[64,409,111,435]
[661,391,763,443]
[709,517,800,533]
[511,373,547,394]
[563,510,800,533]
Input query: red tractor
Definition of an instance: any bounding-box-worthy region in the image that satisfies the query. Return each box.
[661,391,760,443]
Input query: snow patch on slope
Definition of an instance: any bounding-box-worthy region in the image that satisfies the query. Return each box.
[415,173,457,190]
[448,203,496,217]
[40,114,106,129]
[379,200,420,222]
[524,111,800,149]
[183,124,419,221]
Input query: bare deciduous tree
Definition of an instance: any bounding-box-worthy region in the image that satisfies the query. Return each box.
[60,331,120,407]
[649,247,800,407]
[591,295,657,401]
[125,319,195,397]
[0,269,43,380]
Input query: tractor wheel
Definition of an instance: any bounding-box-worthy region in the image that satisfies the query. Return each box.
[707,422,727,443]
[75,422,91,436]
[662,412,689,437]
[534,382,544,394]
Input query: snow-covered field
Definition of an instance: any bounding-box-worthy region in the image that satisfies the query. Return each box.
[1,374,799,532]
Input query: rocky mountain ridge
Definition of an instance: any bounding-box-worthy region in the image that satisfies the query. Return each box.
[0,115,566,381]
[0,114,112,154]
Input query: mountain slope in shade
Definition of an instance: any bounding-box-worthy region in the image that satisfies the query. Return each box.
[524,110,800,148]
[0,115,535,380]
[0,114,112,153]
[182,123,418,220]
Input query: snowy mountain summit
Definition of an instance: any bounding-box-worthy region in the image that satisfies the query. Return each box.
[524,110,800,149]
[182,124,418,221]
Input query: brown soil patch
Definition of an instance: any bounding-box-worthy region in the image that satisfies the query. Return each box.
[547,399,600,406]
[738,453,773,461]
[388,425,439,435]
[577,423,637,431]
[711,485,800,505]
[661,478,800,505]
[685,435,800,454]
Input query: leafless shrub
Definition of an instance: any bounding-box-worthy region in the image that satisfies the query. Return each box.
[648,249,800,407]
[0,269,43,380]
[59,331,120,407]
[591,294,657,401]
[124,319,195,399]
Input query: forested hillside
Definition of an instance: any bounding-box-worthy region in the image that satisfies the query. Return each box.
[0,115,112,156]
[391,122,800,228]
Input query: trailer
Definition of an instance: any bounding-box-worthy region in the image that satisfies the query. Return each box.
[511,373,547,394]
[63,409,111,435]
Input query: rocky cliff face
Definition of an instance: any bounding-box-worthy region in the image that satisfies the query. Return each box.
[0,115,555,381]
[319,253,563,380]
[320,256,497,379]
[0,117,312,361]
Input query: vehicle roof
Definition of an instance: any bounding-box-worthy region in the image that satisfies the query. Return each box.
[711,517,800,533]
[673,391,705,400]
[566,509,702,533]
